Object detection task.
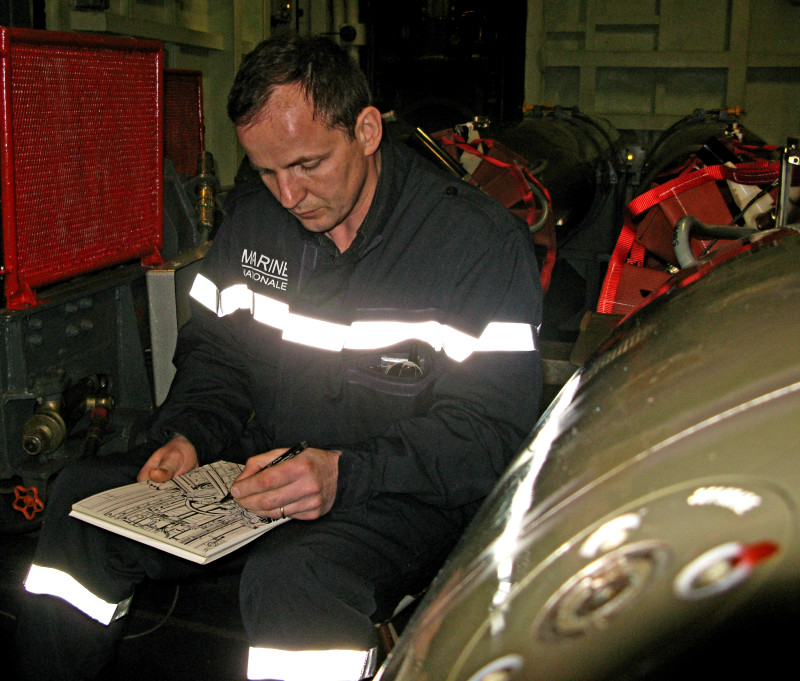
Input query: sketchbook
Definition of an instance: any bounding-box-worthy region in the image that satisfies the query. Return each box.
[70,460,288,564]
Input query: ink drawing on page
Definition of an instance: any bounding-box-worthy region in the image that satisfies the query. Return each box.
[70,460,286,564]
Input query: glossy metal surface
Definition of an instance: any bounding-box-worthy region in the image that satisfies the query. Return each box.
[377,229,800,680]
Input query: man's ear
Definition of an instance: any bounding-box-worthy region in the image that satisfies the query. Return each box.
[356,106,383,156]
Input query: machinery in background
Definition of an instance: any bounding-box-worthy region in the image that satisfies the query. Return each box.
[400,105,627,343]
[597,110,780,319]
[634,107,775,192]
[408,107,780,345]
[0,28,214,532]
[492,106,626,341]
[374,142,800,681]
[398,108,785,407]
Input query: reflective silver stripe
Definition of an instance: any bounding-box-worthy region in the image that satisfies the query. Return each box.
[190,273,536,361]
[247,646,378,681]
[24,564,132,625]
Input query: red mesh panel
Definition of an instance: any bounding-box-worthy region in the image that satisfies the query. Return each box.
[1,28,163,309]
[164,69,204,176]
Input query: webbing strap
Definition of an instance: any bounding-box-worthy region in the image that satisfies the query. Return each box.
[597,214,639,314]
[439,136,553,212]
[628,161,780,217]
[599,158,779,314]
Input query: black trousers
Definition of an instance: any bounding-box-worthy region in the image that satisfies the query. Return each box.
[14,450,468,680]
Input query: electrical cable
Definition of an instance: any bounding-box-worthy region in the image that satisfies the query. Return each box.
[122,584,180,640]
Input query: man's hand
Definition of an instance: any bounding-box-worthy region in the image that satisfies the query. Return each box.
[137,435,199,483]
[229,446,340,520]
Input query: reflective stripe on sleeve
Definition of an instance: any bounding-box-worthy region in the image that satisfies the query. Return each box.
[24,564,132,625]
[247,646,378,681]
[190,274,536,361]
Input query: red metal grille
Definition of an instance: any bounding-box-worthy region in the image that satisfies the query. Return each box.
[164,69,204,176]
[1,28,163,309]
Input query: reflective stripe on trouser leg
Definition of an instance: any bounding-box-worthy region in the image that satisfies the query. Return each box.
[247,646,379,681]
[24,563,132,625]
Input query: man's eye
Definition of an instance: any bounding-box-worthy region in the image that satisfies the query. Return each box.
[300,160,321,171]
[250,165,273,178]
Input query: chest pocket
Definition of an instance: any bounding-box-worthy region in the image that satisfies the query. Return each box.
[338,341,438,433]
[269,340,439,446]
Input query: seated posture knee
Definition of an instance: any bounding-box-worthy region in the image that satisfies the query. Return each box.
[240,534,380,681]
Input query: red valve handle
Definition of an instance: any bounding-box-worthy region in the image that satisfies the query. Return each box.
[13,485,44,520]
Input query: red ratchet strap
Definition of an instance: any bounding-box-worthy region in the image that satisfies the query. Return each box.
[13,485,45,520]
[439,136,554,222]
[537,229,557,293]
[468,138,554,215]
[733,143,781,159]
[597,214,641,314]
[628,160,780,218]
[599,159,780,314]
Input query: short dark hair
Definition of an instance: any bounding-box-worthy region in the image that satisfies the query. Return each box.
[227,34,372,138]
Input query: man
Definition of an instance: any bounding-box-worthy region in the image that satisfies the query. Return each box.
[16,34,542,681]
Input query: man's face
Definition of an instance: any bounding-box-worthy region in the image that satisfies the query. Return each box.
[236,83,381,250]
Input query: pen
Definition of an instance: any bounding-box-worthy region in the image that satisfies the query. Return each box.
[219,441,309,503]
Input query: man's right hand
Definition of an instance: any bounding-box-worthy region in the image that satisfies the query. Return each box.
[137,434,199,483]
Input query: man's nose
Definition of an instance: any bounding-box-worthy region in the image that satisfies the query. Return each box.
[274,171,306,209]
